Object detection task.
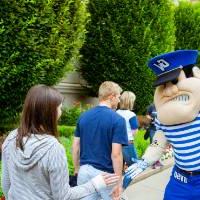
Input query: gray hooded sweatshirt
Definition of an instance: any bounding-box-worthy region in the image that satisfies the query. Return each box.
[2,129,103,200]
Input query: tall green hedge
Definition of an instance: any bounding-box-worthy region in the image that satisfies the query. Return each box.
[0,0,89,131]
[175,1,200,51]
[59,103,91,126]
[79,0,176,113]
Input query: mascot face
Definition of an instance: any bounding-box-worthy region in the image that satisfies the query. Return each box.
[154,67,200,125]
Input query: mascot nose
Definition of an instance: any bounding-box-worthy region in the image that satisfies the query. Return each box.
[163,82,178,97]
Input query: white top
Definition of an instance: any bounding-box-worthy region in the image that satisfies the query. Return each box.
[117,110,138,141]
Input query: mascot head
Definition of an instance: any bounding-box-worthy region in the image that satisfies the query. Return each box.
[148,50,200,125]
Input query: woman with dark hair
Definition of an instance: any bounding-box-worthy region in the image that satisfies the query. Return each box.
[2,85,119,200]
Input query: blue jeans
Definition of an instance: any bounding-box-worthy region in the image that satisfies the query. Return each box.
[78,164,113,200]
[122,144,138,166]
[164,166,200,200]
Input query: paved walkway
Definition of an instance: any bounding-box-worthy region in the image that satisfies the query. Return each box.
[122,167,172,200]
[124,167,172,200]
[124,168,172,200]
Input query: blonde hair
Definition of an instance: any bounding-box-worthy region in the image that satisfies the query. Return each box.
[98,81,122,101]
[119,91,136,110]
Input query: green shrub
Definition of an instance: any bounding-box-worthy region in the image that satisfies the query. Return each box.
[59,107,82,126]
[58,125,75,138]
[0,0,89,131]
[175,1,200,52]
[0,120,19,135]
[60,136,74,175]
[79,0,176,113]
[135,129,150,158]
[59,102,92,126]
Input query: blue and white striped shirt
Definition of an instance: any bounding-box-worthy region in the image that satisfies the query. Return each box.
[155,113,200,171]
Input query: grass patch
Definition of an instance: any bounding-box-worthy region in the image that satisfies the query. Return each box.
[59,136,74,175]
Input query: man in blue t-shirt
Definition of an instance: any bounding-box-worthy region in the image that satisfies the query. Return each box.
[72,81,128,200]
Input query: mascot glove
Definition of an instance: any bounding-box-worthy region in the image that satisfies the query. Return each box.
[123,160,149,189]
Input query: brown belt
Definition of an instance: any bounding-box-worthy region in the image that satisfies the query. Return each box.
[176,167,200,176]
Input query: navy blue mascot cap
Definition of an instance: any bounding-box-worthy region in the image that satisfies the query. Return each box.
[148,50,199,87]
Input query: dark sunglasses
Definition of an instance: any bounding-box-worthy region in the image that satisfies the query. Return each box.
[170,65,194,85]
[182,65,194,78]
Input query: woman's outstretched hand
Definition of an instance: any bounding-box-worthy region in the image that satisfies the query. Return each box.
[91,173,120,192]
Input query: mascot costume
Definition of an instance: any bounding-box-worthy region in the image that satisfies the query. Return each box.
[123,50,200,200]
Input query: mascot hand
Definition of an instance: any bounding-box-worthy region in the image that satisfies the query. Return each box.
[123,160,149,189]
